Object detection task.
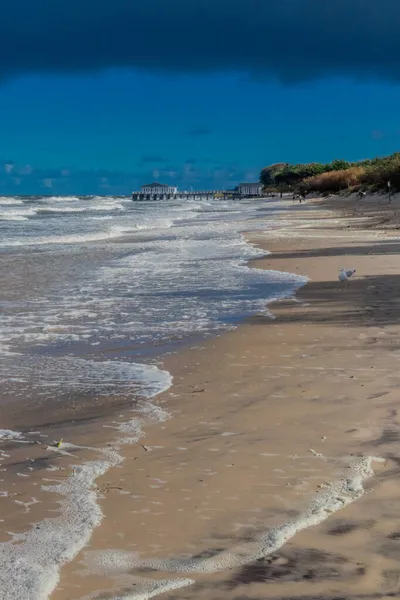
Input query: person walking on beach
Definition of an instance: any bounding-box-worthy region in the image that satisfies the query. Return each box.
[388,180,392,203]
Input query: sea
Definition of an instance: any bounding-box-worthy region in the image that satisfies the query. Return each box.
[0,194,307,405]
[0,194,307,599]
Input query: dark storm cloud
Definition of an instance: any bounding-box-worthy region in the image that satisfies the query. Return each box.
[1,1,399,82]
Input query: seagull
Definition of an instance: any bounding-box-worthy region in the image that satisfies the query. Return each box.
[338,268,356,288]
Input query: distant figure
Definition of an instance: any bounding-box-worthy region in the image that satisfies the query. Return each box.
[358,190,366,200]
[338,268,356,288]
[388,180,392,203]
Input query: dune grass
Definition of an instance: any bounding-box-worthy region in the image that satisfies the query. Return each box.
[260,152,400,194]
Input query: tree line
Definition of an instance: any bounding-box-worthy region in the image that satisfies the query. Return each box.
[260,153,400,194]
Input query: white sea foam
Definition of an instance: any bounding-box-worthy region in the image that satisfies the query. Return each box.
[0,364,172,600]
[0,453,118,600]
[119,578,194,600]
[37,202,125,214]
[87,202,125,212]
[0,225,131,246]
[85,456,381,588]
[36,205,87,214]
[89,215,114,220]
[0,429,23,441]
[81,576,195,600]
[0,199,306,351]
[0,196,309,599]
[0,215,28,221]
[0,197,23,205]
[39,196,81,203]
[0,355,172,401]
[0,207,38,221]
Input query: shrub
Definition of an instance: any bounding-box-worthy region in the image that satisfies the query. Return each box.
[361,155,400,190]
[326,159,351,171]
[260,159,354,188]
[260,151,400,194]
[260,163,287,186]
[304,167,365,193]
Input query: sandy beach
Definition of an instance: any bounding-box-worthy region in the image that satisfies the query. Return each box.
[4,2,400,598]
[4,196,400,599]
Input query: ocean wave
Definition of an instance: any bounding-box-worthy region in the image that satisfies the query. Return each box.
[38,196,81,203]
[0,224,132,246]
[36,199,126,214]
[0,197,312,600]
[0,207,38,221]
[0,197,24,206]
[36,206,87,214]
[0,357,172,600]
[0,354,172,399]
[86,202,125,211]
[0,201,305,350]
[0,214,30,221]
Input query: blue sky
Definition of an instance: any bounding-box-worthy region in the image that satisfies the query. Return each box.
[1,1,400,194]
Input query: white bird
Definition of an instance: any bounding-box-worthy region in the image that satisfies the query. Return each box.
[338,268,356,288]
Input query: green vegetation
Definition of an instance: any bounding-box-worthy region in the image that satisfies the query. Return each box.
[260,152,400,194]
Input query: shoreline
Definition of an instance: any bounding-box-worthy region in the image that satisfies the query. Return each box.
[3,197,400,599]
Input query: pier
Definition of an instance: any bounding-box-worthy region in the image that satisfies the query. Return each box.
[132,190,240,201]
[132,181,263,201]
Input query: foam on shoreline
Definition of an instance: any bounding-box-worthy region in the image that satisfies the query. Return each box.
[84,455,381,593]
[0,367,172,600]
[81,577,196,600]
[0,197,314,599]
[0,429,23,440]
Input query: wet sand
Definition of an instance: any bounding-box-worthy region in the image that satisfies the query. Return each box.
[4,198,400,599]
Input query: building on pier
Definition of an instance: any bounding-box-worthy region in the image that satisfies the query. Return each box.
[132,182,178,201]
[141,182,177,195]
[132,182,178,200]
[237,182,263,197]
[132,182,263,201]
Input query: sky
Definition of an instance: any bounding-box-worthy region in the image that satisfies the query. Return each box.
[1,0,400,194]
